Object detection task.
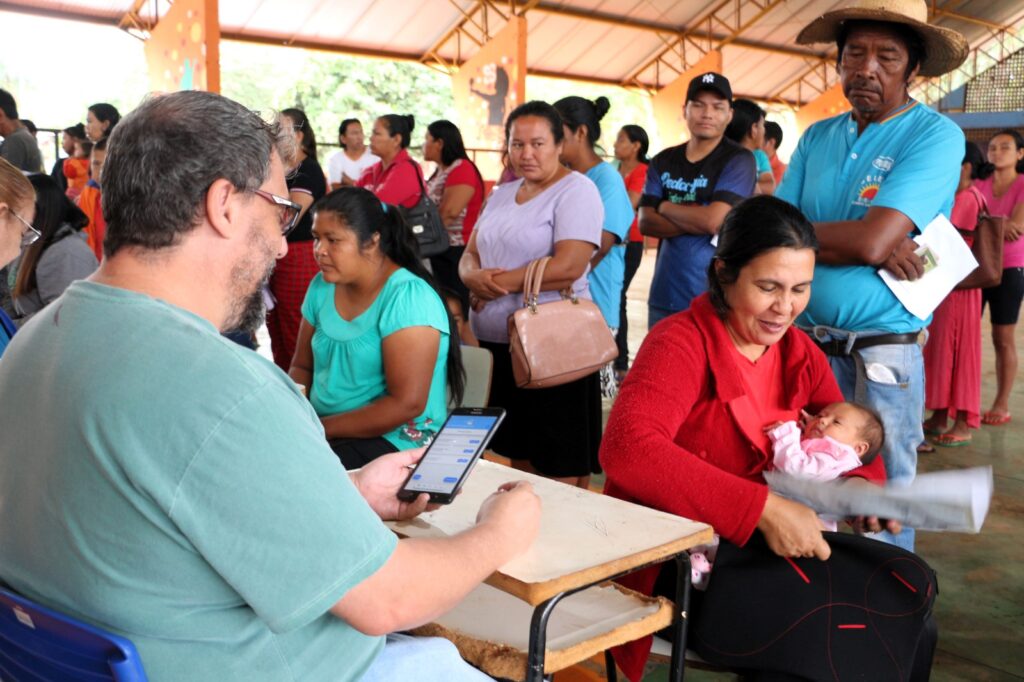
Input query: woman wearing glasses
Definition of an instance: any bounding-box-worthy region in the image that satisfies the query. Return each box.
[0,157,40,356]
[289,187,464,469]
[265,108,328,369]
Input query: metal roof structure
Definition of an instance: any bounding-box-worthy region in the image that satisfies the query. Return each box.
[2,0,1022,107]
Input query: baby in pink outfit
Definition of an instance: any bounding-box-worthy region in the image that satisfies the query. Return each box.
[768,401,884,484]
[690,402,884,589]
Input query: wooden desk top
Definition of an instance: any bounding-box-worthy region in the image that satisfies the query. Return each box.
[388,460,713,605]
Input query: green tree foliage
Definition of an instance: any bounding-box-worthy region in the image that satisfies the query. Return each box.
[221,42,454,161]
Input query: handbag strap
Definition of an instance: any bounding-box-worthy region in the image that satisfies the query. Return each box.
[407,157,430,204]
[522,257,548,309]
[522,256,579,310]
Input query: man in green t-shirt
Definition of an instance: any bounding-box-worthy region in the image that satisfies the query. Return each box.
[0,91,540,681]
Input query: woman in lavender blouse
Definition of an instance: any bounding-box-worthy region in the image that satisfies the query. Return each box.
[459,101,604,489]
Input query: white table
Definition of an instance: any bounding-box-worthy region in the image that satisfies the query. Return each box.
[389,460,712,680]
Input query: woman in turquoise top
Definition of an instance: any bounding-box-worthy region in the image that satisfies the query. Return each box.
[0,158,40,357]
[553,95,634,397]
[289,187,464,469]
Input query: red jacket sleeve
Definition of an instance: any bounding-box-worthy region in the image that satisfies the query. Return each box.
[600,318,769,545]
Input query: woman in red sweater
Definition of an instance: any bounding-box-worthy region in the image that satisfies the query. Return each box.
[602,196,935,681]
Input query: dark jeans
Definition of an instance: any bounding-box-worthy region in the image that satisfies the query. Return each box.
[614,241,645,371]
[429,245,469,315]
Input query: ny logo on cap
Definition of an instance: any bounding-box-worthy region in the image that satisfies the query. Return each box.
[702,74,715,83]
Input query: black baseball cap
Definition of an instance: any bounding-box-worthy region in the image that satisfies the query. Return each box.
[686,72,732,103]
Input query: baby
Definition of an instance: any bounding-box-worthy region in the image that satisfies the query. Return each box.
[768,401,885,485]
[689,402,884,590]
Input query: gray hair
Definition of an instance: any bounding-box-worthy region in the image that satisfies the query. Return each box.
[102,91,295,257]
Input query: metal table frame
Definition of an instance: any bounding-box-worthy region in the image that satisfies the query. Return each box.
[524,552,693,682]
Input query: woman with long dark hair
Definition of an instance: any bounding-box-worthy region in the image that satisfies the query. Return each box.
[602,196,934,682]
[612,124,650,382]
[289,187,464,469]
[422,119,485,312]
[977,129,1024,426]
[265,107,327,370]
[12,174,98,322]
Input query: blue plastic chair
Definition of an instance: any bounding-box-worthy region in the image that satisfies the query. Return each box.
[0,587,147,681]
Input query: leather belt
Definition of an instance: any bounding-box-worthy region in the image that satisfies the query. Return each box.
[814,331,921,357]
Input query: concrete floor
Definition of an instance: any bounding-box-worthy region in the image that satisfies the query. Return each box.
[588,248,1024,681]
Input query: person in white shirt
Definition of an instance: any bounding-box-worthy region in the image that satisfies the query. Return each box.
[327,119,380,190]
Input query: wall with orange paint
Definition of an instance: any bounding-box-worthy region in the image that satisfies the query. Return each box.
[451,16,526,181]
[794,83,850,133]
[144,0,220,93]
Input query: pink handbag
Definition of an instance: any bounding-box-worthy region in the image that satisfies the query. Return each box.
[507,257,618,389]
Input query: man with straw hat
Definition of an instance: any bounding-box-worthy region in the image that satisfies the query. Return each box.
[777,0,969,553]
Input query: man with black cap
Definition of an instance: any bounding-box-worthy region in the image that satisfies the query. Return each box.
[777,0,969,552]
[639,72,756,328]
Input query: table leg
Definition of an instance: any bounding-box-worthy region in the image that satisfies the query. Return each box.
[605,649,618,682]
[526,591,568,682]
[668,552,692,682]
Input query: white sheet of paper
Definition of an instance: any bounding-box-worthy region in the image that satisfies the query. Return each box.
[878,213,978,320]
[764,466,993,533]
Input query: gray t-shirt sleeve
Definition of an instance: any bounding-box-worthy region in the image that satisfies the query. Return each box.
[35,235,99,307]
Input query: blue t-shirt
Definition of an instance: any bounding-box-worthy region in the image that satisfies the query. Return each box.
[753,148,772,176]
[301,268,451,448]
[777,101,963,332]
[585,161,634,328]
[641,139,756,314]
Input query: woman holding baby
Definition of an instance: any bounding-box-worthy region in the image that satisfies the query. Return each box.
[601,195,936,681]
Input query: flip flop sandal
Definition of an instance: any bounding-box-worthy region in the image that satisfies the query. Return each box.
[935,434,972,447]
[982,412,1012,426]
[917,441,936,453]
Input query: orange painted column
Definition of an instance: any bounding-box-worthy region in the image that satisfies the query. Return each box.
[144,0,221,93]
[451,16,527,182]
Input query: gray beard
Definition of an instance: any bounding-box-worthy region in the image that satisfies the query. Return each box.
[223,223,276,334]
[225,283,268,335]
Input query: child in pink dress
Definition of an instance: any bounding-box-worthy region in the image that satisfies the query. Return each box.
[690,401,884,588]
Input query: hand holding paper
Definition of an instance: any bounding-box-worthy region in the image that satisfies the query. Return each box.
[878,213,978,320]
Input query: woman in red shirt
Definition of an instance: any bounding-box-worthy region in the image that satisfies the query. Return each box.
[357,114,423,210]
[422,119,485,313]
[601,196,935,681]
[612,124,649,381]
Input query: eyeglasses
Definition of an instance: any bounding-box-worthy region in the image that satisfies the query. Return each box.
[252,189,302,237]
[10,210,41,247]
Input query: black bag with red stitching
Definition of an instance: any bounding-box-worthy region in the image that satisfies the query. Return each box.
[691,531,938,681]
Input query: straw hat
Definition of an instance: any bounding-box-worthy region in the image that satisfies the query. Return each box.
[796,0,969,77]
